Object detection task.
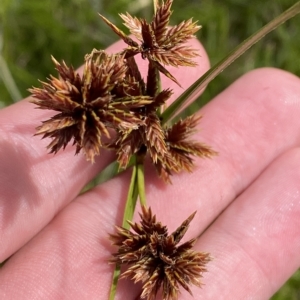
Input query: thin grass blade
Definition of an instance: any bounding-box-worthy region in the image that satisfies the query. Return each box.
[161,1,300,124]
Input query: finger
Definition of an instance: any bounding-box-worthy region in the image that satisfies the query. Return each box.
[0,173,139,299]
[186,148,300,299]
[0,38,209,262]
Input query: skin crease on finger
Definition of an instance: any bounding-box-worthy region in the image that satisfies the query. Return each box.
[0,38,209,263]
[0,53,300,299]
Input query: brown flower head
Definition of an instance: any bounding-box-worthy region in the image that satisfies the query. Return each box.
[109,84,216,181]
[29,50,153,162]
[110,206,211,300]
[99,0,201,86]
[109,88,173,169]
[105,56,172,169]
[30,3,216,182]
[156,115,217,182]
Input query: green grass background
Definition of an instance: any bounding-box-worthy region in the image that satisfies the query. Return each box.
[0,0,299,298]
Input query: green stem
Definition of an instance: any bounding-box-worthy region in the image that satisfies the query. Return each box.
[137,162,147,206]
[108,264,121,300]
[108,160,139,300]
[121,163,139,228]
[161,1,300,124]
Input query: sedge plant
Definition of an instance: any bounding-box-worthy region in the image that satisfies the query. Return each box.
[25,1,300,299]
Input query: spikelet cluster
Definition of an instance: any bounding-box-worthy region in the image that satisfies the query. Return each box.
[110,206,211,300]
[30,0,216,182]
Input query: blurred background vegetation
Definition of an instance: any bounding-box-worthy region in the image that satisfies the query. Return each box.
[0,0,299,298]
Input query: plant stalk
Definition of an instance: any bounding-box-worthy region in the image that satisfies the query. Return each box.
[108,160,139,300]
[161,1,300,123]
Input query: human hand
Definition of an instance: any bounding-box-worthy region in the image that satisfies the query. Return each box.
[0,38,299,299]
